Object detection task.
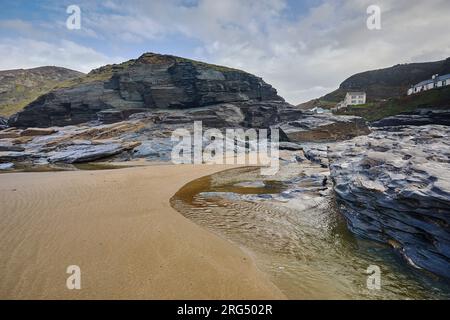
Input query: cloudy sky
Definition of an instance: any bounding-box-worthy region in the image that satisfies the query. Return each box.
[0,0,449,104]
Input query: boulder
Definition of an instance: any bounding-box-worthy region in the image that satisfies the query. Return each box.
[0,162,14,170]
[0,144,25,152]
[329,125,450,279]
[278,113,370,142]
[279,142,303,151]
[0,151,32,163]
[302,144,329,167]
[48,141,140,163]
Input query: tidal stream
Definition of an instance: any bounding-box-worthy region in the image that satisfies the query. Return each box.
[171,166,450,299]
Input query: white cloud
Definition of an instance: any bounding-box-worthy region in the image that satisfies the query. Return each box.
[0,38,123,73]
[1,0,449,104]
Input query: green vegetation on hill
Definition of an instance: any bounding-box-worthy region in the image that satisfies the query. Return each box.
[173,56,246,73]
[0,66,83,117]
[335,86,450,121]
[55,60,136,89]
[0,53,254,119]
[54,53,248,90]
[298,57,450,111]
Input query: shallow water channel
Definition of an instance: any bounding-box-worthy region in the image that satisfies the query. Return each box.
[171,166,450,299]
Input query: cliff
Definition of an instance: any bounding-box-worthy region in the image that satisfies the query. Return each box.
[9,53,283,128]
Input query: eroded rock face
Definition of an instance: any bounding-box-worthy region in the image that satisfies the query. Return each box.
[47,141,140,163]
[278,113,370,142]
[328,125,450,279]
[9,53,283,128]
[0,101,307,166]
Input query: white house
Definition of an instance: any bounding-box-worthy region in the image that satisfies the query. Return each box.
[407,73,450,95]
[345,92,366,105]
[333,91,366,111]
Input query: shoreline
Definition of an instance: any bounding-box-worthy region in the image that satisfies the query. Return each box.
[0,164,285,299]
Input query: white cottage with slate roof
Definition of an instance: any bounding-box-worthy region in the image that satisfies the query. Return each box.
[332,91,366,112]
[407,74,450,95]
[345,92,366,105]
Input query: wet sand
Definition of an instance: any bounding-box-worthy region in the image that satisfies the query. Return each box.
[0,164,285,299]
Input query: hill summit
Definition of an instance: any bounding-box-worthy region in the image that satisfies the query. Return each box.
[0,66,83,117]
[9,53,283,127]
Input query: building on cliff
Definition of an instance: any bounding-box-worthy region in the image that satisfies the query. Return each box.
[333,91,366,111]
[407,73,450,95]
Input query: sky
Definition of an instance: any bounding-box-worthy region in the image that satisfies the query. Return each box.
[0,0,449,104]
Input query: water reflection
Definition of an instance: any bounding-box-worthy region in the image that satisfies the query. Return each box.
[171,167,450,299]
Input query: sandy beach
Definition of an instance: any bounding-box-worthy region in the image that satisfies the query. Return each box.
[0,164,285,299]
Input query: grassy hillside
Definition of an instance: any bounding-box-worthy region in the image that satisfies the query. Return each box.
[298,57,450,109]
[335,86,450,121]
[0,66,83,117]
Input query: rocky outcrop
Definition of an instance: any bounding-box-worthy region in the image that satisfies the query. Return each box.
[0,116,7,130]
[146,101,302,129]
[0,100,306,166]
[9,53,283,128]
[371,109,450,127]
[0,162,14,170]
[48,141,140,163]
[278,113,370,142]
[328,125,450,279]
[0,151,32,163]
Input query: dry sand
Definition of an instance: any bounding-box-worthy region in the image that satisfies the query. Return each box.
[0,164,285,299]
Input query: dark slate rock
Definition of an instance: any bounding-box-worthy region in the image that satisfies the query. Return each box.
[48,142,140,163]
[0,151,32,163]
[279,142,303,151]
[329,125,450,279]
[0,116,8,130]
[9,53,285,128]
